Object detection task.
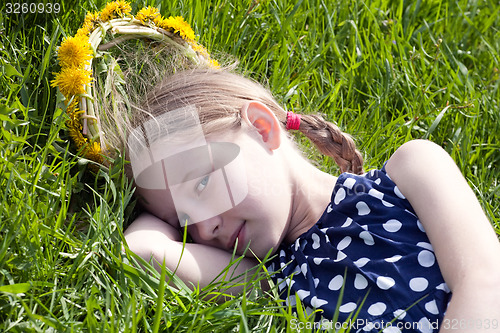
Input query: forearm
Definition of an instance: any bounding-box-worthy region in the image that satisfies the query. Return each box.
[124,213,263,294]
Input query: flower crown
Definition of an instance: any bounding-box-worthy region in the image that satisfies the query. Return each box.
[51,1,219,165]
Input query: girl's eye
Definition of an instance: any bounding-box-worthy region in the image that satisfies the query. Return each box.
[196,175,210,193]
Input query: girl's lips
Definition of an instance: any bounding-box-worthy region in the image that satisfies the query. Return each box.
[228,221,246,251]
[236,222,246,253]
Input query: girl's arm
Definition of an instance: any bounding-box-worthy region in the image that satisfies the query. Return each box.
[124,212,263,295]
[386,140,500,331]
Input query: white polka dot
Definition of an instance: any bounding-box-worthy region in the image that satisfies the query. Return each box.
[285,294,296,306]
[368,188,384,200]
[334,188,346,205]
[383,219,402,232]
[417,242,434,251]
[305,306,314,316]
[374,178,381,185]
[354,274,368,289]
[327,204,333,213]
[310,296,328,308]
[337,236,352,251]
[335,251,347,262]
[314,278,320,288]
[383,326,401,333]
[394,185,406,199]
[356,201,371,215]
[328,275,344,290]
[311,233,320,249]
[417,219,425,232]
[382,200,394,207]
[367,302,387,316]
[313,257,326,265]
[359,231,375,245]
[343,178,356,189]
[425,300,439,315]
[418,250,435,267]
[296,289,310,300]
[363,322,375,331]
[277,278,286,291]
[339,302,357,313]
[384,255,402,263]
[376,276,395,290]
[280,249,286,257]
[300,263,308,276]
[294,239,300,251]
[409,277,429,292]
[341,217,353,228]
[393,309,406,319]
[436,282,451,293]
[418,317,433,333]
[354,257,370,267]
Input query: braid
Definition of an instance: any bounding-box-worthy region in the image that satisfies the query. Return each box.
[296,114,364,175]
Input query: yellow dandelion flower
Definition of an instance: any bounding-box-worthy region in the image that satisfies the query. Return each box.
[69,126,87,149]
[100,1,131,22]
[114,1,132,16]
[57,35,92,68]
[136,6,161,25]
[100,2,117,21]
[160,16,195,41]
[83,141,103,163]
[51,67,92,98]
[77,11,100,36]
[209,58,220,68]
[65,99,80,116]
[155,17,168,30]
[76,26,91,37]
[153,15,164,26]
[190,41,209,57]
[85,11,101,25]
[189,41,219,68]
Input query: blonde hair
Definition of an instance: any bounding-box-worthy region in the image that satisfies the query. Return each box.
[122,68,364,175]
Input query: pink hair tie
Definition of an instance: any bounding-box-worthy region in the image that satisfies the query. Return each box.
[286,111,301,130]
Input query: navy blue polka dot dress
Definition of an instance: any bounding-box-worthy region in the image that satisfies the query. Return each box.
[267,165,452,332]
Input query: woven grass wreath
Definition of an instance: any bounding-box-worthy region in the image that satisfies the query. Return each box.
[51,1,219,166]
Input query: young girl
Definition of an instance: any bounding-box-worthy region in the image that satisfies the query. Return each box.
[122,69,500,331]
[52,3,499,330]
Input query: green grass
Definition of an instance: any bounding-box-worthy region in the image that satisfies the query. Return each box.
[1,0,499,331]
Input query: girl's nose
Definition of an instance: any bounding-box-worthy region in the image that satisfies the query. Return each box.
[191,215,222,241]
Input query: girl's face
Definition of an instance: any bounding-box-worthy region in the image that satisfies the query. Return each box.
[135,102,295,259]
[186,129,293,258]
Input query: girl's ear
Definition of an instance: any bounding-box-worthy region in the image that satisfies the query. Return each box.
[240,101,281,150]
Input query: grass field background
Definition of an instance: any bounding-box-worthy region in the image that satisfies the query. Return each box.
[1,0,499,331]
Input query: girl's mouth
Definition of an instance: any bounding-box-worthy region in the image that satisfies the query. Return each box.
[229,221,246,252]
